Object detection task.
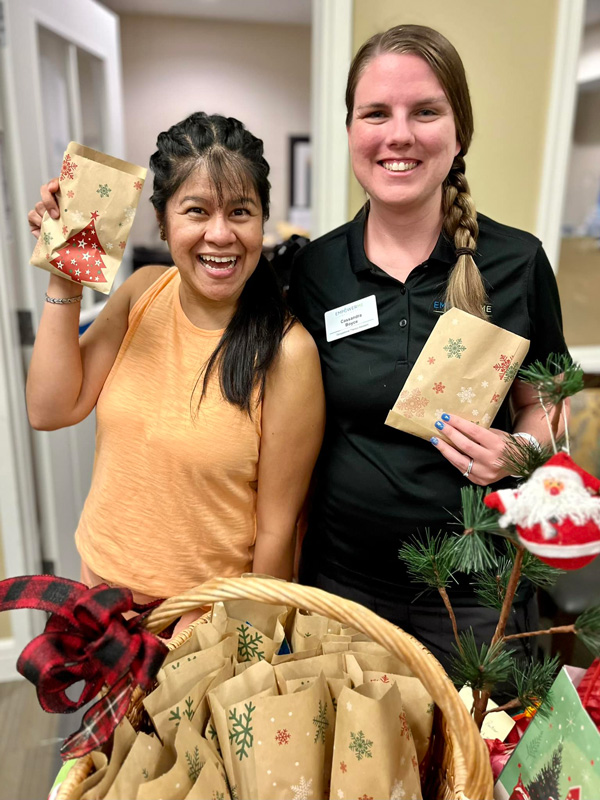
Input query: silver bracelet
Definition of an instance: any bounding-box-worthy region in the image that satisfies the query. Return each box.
[513,431,541,449]
[45,292,83,305]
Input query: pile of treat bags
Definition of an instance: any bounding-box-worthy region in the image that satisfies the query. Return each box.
[56,598,433,800]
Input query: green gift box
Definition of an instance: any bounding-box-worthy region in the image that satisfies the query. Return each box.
[496,666,600,800]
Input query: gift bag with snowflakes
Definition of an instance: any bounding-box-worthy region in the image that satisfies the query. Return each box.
[330,683,422,800]
[212,599,291,664]
[495,666,600,800]
[344,655,434,764]
[385,308,530,442]
[253,673,335,800]
[31,141,147,295]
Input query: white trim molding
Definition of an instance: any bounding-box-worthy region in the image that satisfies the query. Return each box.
[569,346,600,375]
[311,0,353,238]
[0,637,21,683]
[535,0,586,271]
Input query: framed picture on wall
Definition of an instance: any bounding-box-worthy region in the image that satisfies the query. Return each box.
[289,135,311,232]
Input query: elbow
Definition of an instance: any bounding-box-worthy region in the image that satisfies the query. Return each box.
[27,408,61,431]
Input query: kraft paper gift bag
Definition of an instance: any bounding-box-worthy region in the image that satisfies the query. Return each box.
[274,654,347,693]
[212,599,290,664]
[103,732,164,800]
[345,655,434,764]
[162,620,223,667]
[81,718,136,800]
[329,683,422,800]
[253,673,336,800]
[385,307,530,443]
[30,141,146,295]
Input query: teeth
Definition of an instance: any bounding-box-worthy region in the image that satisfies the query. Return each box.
[200,255,237,264]
[381,161,418,172]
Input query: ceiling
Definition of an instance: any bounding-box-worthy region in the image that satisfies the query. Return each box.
[96,0,312,26]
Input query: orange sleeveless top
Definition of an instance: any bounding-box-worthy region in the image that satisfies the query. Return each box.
[75,267,261,597]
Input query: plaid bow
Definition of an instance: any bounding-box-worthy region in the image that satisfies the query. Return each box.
[0,575,168,759]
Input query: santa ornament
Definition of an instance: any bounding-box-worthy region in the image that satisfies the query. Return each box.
[485,452,600,570]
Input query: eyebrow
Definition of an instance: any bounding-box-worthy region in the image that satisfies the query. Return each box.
[180,194,258,207]
[356,96,449,110]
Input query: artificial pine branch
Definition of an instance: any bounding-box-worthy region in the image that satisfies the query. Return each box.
[498,435,564,481]
[398,531,462,652]
[517,354,584,405]
[519,548,565,589]
[491,545,526,647]
[472,557,511,611]
[448,487,498,573]
[511,654,559,716]
[574,605,600,657]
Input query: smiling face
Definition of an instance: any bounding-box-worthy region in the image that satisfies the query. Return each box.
[163,165,264,314]
[347,52,461,217]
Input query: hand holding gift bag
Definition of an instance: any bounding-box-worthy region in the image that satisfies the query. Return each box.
[31,142,146,294]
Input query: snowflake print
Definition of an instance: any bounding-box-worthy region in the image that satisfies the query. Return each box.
[380,674,391,683]
[291,776,313,800]
[390,779,406,800]
[427,356,435,365]
[339,761,347,773]
[96,183,111,198]
[443,337,466,359]
[349,730,373,761]
[237,623,265,661]
[397,388,429,418]
[493,354,512,379]
[185,745,204,782]
[59,154,77,181]
[471,409,479,417]
[337,791,344,800]
[134,180,143,190]
[435,408,444,417]
[123,205,136,222]
[228,701,256,760]
[119,241,126,249]
[482,413,492,425]
[345,701,352,712]
[481,380,489,388]
[62,225,68,237]
[71,210,85,225]
[67,190,74,199]
[411,754,418,771]
[105,241,114,250]
[457,386,476,404]
[275,729,291,745]
[312,700,329,744]
[432,382,445,394]
[491,393,500,404]
[358,795,373,800]
[42,232,53,246]
[399,713,411,738]
[504,361,520,382]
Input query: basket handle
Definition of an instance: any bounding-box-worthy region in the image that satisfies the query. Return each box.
[144,576,492,799]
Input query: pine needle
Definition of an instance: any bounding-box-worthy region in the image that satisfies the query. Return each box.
[450,629,512,690]
[512,654,560,718]
[397,530,456,590]
[517,354,584,405]
[472,557,512,610]
[575,605,600,657]
[498,435,564,481]
[446,487,500,573]
[520,549,565,588]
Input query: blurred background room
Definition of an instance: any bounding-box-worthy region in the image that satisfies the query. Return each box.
[0,0,599,796]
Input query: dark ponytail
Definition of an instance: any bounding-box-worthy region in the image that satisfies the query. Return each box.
[149,112,288,415]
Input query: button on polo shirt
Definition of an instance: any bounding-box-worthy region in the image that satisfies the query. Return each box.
[289,209,569,598]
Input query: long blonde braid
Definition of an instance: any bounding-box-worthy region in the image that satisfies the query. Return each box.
[442,156,488,319]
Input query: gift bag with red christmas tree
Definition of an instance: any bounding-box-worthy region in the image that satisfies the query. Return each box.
[31,141,147,295]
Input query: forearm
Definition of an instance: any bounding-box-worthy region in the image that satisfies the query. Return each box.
[26,276,85,429]
[511,398,568,445]
[252,526,295,581]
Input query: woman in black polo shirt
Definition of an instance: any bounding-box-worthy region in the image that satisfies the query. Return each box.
[289,24,569,669]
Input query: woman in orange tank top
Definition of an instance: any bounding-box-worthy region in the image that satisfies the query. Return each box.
[26,113,325,622]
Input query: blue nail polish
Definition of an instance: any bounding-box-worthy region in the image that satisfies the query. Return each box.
[430,437,439,445]
[435,420,444,430]
[441,413,450,422]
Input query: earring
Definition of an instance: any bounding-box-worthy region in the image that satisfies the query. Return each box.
[159,225,167,241]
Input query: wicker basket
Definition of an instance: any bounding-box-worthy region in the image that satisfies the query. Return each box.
[56,576,493,800]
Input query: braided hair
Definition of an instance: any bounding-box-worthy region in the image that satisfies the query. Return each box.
[149,112,287,414]
[345,25,488,319]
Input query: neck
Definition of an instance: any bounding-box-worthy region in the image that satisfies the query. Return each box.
[364,194,445,282]
[178,282,238,330]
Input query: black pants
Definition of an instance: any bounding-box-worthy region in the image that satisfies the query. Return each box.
[306,571,539,680]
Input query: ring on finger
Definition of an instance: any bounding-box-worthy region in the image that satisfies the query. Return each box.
[462,458,474,478]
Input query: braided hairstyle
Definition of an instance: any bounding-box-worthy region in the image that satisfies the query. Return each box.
[149,112,287,414]
[345,25,488,319]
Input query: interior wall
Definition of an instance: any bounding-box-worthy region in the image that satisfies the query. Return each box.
[563,85,600,233]
[349,0,559,236]
[119,15,311,248]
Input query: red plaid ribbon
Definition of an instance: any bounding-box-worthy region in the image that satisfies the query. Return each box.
[0,575,168,759]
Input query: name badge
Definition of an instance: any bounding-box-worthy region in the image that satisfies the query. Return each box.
[324,295,379,342]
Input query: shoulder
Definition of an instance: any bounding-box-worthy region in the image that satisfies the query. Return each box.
[477,213,542,257]
[123,265,172,309]
[279,320,320,368]
[293,220,353,272]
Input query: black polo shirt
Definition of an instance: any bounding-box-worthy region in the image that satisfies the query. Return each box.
[288,210,569,600]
